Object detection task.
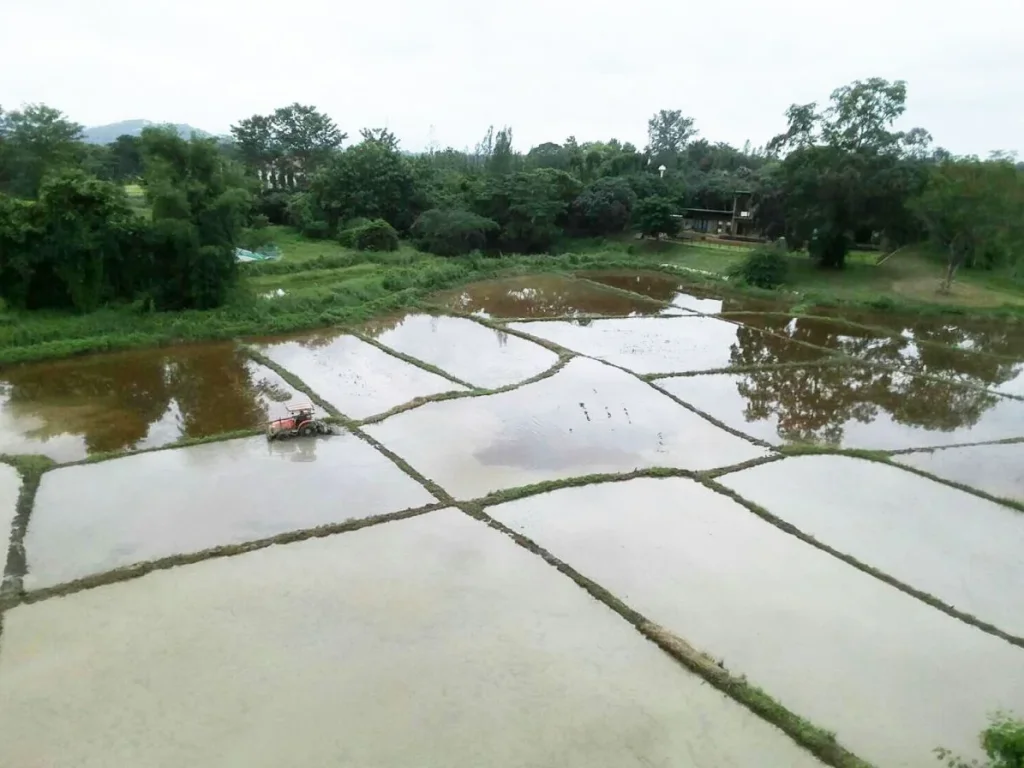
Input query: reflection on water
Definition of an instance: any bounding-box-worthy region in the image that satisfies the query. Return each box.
[510,316,828,375]
[267,435,320,462]
[0,344,300,462]
[725,313,1024,391]
[430,275,668,318]
[579,270,788,313]
[659,363,1024,449]
[810,307,1024,361]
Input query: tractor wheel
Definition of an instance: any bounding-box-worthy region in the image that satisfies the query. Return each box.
[300,424,315,437]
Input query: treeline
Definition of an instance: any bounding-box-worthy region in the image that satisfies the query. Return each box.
[2,78,1023,313]
[0,106,249,311]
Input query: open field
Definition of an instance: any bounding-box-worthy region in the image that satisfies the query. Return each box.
[1,280,1022,767]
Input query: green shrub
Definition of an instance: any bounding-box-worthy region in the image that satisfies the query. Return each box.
[730,245,789,288]
[336,217,371,247]
[351,219,399,252]
[936,712,1024,767]
[411,208,499,256]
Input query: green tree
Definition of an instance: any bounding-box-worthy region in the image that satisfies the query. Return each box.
[0,104,84,197]
[634,195,679,239]
[309,137,423,231]
[912,158,1024,290]
[141,127,251,309]
[0,171,145,311]
[768,78,932,267]
[572,177,637,235]
[647,110,698,168]
[411,208,498,256]
[470,168,581,252]
[488,127,517,176]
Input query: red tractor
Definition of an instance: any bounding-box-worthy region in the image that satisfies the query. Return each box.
[266,403,333,440]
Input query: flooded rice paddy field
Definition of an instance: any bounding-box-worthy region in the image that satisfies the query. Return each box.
[1,272,1023,767]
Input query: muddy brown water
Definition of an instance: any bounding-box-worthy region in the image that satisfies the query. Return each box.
[253,329,465,419]
[430,274,670,318]
[720,455,1024,636]
[1,509,824,768]
[657,365,1024,449]
[579,270,789,313]
[508,316,829,375]
[25,434,436,588]
[363,357,765,498]
[490,478,1024,768]
[0,344,303,462]
[358,312,559,389]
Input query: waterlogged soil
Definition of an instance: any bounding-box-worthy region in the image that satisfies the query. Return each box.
[430,274,668,318]
[24,435,435,589]
[0,463,21,566]
[579,270,788,313]
[0,344,303,463]
[0,509,824,768]
[720,455,1024,636]
[489,478,1024,768]
[509,316,829,375]
[721,313,1024,391]
[360,313,559,389]
[657,365,1024,449]
[254,330,465,419]
[364,358,765,498]
[895,443,1024,503]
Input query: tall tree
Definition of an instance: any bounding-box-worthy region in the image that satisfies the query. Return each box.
[0,104,84,197]
[911,158,1024,290]
[141,127,252,309]
[646,110,698,167]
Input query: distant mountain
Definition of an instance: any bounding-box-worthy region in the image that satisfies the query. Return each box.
[82,120,211,145]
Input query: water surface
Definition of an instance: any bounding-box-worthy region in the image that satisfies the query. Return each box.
[364,358,765,498]
[509,316,828,375]
[722,313,1024,391]
[430,275,668,318]
[720,455,1024,635]
[361,313,558,389]
[580,270,788,313]
[810,307,1024,361]
[657,366,1024,449]
[254,330,465,419]
[0,344,301,462]
[895,443,1024,502]
[2,509,822,768]
[25,434,435,588]
[490,478,1024,768]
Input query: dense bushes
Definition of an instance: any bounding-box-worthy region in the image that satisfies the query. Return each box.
[572,177,637,235]
[730,245,789,288]
[0,128,250,312]
[349,219,399,252]
[411,208,498,256]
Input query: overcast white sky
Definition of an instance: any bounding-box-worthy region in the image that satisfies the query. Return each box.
[2,0,1021,156]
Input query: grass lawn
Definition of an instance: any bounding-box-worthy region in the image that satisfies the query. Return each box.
[660,241,1024,312]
